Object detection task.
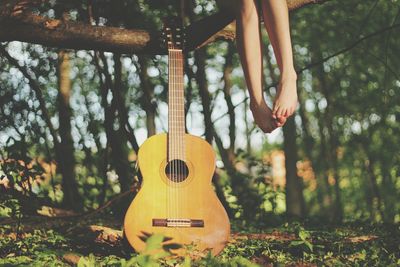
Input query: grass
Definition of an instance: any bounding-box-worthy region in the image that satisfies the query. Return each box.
[0,215,399,266]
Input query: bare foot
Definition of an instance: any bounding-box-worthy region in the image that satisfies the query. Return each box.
[272,72,298,121]
[250,100,285,133]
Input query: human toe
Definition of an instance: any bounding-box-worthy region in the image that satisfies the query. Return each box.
[276,106,285,118]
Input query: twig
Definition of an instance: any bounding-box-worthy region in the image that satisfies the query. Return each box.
[0,187,137,226]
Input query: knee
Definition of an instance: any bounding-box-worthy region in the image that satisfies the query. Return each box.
[238,0,258,20]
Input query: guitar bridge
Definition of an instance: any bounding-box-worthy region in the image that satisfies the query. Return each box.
[152,218,204,228]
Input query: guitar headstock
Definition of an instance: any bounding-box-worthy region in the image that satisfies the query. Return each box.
[163,17,184,51]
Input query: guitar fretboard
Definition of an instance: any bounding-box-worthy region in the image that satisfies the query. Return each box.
[168,49,185,161]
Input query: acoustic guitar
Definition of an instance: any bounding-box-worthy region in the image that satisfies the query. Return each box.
[124,19,230,255]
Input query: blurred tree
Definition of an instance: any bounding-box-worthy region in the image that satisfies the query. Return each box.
[0,0,398,222]
[56,50,83,210]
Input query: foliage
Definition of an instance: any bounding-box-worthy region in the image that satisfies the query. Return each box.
[0,219,399,266]
[1,0,399,221]
[0,0,400,265]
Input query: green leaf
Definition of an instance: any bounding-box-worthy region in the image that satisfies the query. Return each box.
[143,233,164,253]
[77,254,97,267]
[304,241,313,252]
[182,256,191,267]
[299,230,310,241]
[290,240,304,246]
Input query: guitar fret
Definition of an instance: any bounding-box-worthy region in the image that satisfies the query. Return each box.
[168,46,186,158]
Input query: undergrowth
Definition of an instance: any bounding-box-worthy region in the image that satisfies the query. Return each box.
[0,217,399,266]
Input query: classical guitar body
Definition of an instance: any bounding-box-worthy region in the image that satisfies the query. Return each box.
[124,17,230,256]
[124,133,230,255]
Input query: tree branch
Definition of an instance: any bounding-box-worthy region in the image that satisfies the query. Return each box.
[298,23,400,74]
[211,22,400,122]
[0,45,59,145]
[0,0,330,54]
[0,13,160,54]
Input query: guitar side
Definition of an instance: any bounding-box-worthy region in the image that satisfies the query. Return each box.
[124,133,230,255]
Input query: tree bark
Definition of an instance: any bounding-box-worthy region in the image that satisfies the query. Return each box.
[110,54,140,152]
[81,90,109,206]
[57,51,83,210]
[313,47,343,222]
[194,48,214,144]
[0,0,330,54]
[362,148,385,220]
[297,92,324,213]
[0,45,58,148]
[194,46,263,220]
[379,159,397,222]
[137,56,157,137]
[315,106,334,213]
[264,42,305,217]
[0,46,84,210]
[282,116,306,217]
[94,52,132,194]
[222,42,236,158]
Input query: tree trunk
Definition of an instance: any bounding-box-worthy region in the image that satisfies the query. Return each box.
[194,48,214,144]
[297,92,324,213]
[222,42,236,159]
[282,116,305,217]
[184,57,194,133]
[362,150,385,221]
[137,56,156,137]
[0,0,329,54]
[379,159,397,222]
[94,52,132,194]
[194,46,262,219]
[313,47,343,222]
[110,54,140,153]
[264,38,305,217]
[82,92,109,205]
[57,51,83,210]
[243,97,252,156]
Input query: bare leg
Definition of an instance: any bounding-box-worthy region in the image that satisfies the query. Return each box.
[235,0,285,133]
[261,0,298,120]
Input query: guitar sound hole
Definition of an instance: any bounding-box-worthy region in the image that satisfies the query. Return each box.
[165,159,189,183]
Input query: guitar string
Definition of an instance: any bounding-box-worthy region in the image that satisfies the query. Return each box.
[172,48,176,221]
[174,50,180,222]
[167,28,211,233]
[172,47,174,222]
[174,50,177,220]
[179,50,183,221]
[174,49,178,221]
[170,47,186,223]
[178,49,185,223]
[180,50,185,222]
[168,48,171,222]
[170,48,173,220]
[174,49,177,220]
[177,50,181,220]
[176,50,180,220]
[176,49,182,221]
[181,50,184,222]
[170,47,175,221]
[167,47,169,222]
[177,49,181,221]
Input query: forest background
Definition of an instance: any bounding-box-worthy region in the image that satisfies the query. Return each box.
[0,0,399,266]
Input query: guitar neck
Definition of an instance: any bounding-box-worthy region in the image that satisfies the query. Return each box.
[168,49,185,161]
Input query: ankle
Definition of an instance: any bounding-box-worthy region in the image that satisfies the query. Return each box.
[280,69,297,81]
[249,100,260,111]
[249,94,265,107]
